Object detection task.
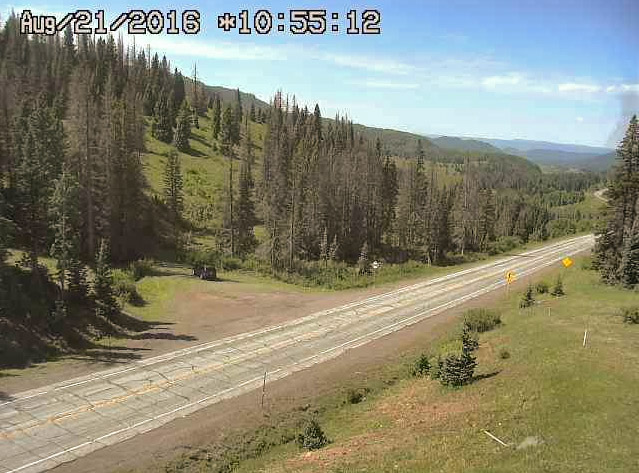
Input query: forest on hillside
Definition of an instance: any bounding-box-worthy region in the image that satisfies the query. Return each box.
[0,15,604,361]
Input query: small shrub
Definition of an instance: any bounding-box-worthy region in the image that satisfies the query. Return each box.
[535,281,549,294]
[520,284,535,308]
[429,356,443,380]
[499,348,511,359]
[220,256,243,271]
[345,388,364,404]
[296,419,328,450]
[439,352,476,387]
[128,259,154,281]
[620,306,639,324]
[551,277,565,297]
[463,308,501,332]
[411,353,431,377]
[112,269,143,305]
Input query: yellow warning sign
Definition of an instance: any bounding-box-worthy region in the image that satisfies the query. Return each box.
[505,271,516,284]
[562,257,574,268]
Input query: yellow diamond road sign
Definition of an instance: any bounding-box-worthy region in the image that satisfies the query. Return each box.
[505,271,516,284]
[562,257,574,268]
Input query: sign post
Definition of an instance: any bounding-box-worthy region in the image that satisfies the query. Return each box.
[505,270,516,295]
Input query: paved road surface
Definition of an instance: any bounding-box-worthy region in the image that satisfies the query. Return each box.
[0,235,594,473]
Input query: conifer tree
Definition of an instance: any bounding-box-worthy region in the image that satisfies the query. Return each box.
[551,276,565,297]
[50,167,84,299]
[172,68,185,107]
[221,104,237,255]
[151,91,172,143]
[520,284,535,308]
[236,151,257,257]
[211,94,221,140]
[93,239,118,320]
[357,241,369,275]
[320,227,329,266]
[173,103,191,152]
[163,150,183,252]
[595,116,639,287]
[249,103,256,122]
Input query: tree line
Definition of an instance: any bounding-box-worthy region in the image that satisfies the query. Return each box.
[0,17,602,307]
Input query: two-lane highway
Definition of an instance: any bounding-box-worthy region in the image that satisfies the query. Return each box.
[0,234,594,473]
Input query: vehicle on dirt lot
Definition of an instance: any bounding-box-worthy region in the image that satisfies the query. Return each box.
[192,264,216,281]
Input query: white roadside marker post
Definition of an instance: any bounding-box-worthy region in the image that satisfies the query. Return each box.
[483,430,509,447]
[261,371,267,409]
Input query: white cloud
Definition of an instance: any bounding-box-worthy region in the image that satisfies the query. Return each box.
[557,83,602,93]
[606,83,639,94]
[576,116,584,122]
[323,53,415,75]
[481,73,523,88]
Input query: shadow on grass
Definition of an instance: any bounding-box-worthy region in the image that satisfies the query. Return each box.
[183,145,207,158]
[473,370,501,382]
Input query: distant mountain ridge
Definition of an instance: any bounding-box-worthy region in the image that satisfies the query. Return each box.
[195,83,608,171]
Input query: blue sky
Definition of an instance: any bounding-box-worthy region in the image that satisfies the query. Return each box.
[6,0,639,146]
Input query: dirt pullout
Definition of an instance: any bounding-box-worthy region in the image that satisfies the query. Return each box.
[49,263,560,473]
[0,280,390,395]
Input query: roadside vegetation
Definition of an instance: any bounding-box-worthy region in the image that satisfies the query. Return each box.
[152,257,637,473]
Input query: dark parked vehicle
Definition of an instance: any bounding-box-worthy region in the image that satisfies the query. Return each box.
[192,264,216,281]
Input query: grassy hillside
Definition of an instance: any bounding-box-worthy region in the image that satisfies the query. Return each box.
[218,256,638,473]
[142,111,266,236]
[431,135,503,153]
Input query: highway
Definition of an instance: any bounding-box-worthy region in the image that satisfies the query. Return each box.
[0,234,594,473]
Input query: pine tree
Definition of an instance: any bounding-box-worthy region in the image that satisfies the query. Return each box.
[211,94,221,140]
[173,103,191,152]
[93,239,118,320]
[551,276,565,297]
[151,91,172,143]
[163,150,183,253]
[520,284,535,308]
[221,104,236,255]
[172,68,185,108]
[50,166,84,301]
[357,241,369,275]
[13,101,64,267]
[329,235,339,261]
[236,154,257,258]
[249,103,256,122]
[440,327,477,387]
[595,115,639,287]
[319,227,329,266]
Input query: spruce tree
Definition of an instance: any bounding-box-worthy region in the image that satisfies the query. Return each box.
[173,104,191,152]
[50,167,84,300]
[320,227,329,266]
[151,92,172,143]
[236,154,257,258]
[93,239,118,320]
[249,103,256,122]
[163,150,183,253]
[221,104,237,255]
[357,241,369,275]
[520,284,536,308]
[595,115,639,287]
[211,95,221,140]
[551,276,565,297]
